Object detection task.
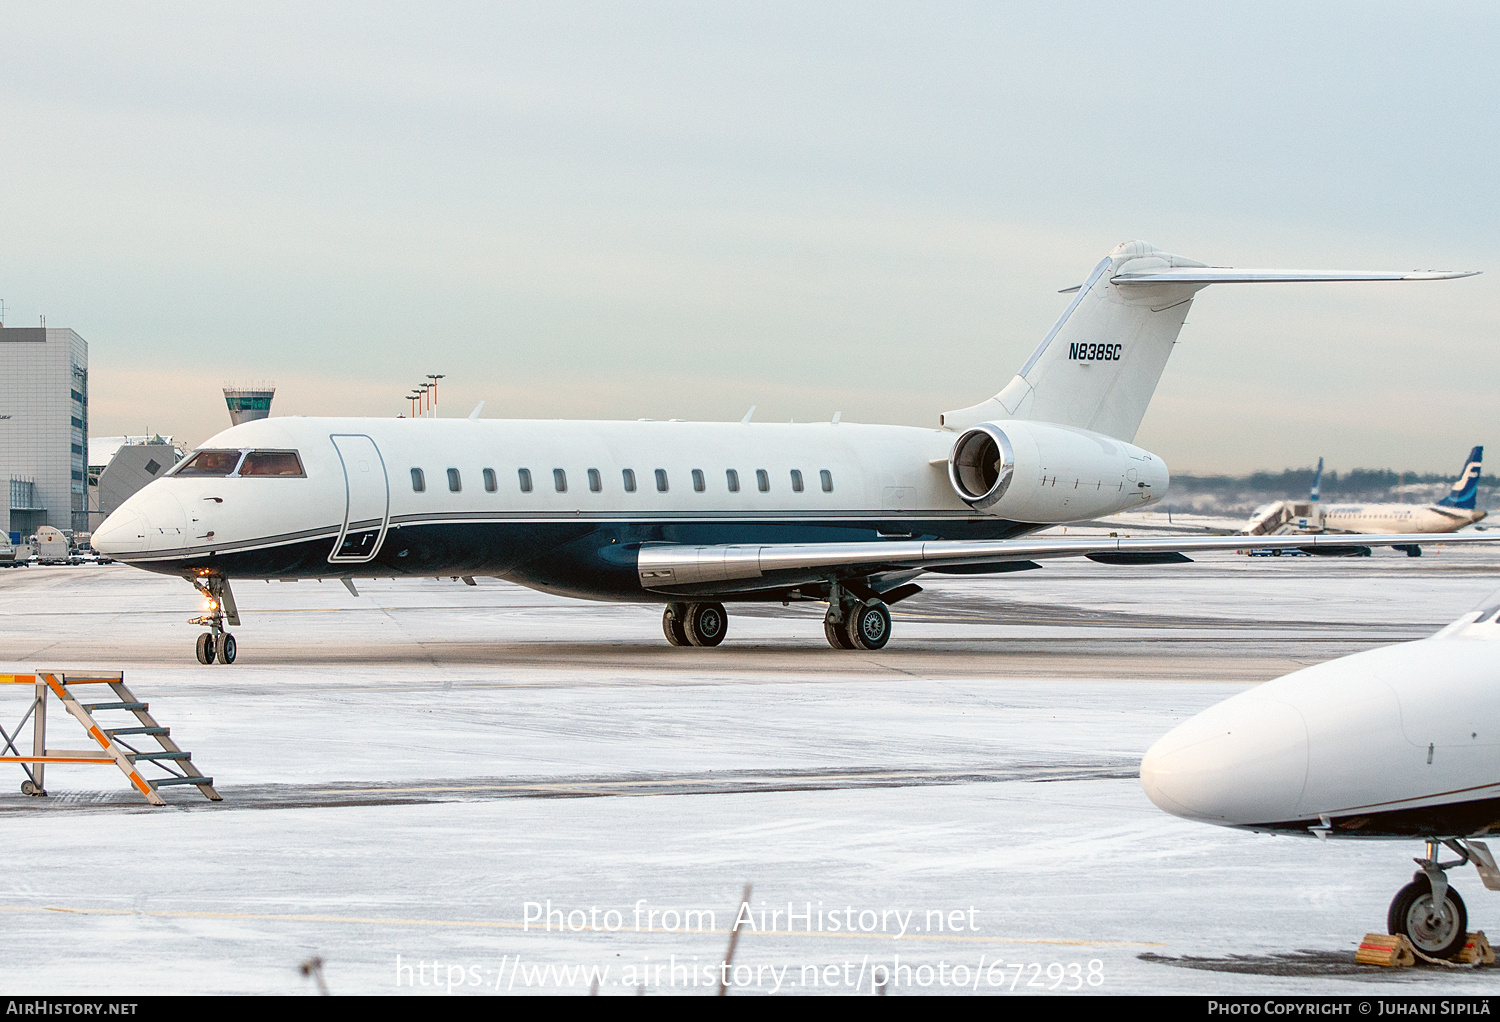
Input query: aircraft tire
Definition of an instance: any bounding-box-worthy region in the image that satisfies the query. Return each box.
[848,602,892,651]
[824,614,854,650]
[685,602,727,647]
[196,632,215,665]
[1388,875,1468,960]
[662,605,690,647]
[217,633,237,665]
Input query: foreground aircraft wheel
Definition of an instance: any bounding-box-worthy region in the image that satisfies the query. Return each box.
[685,602,728,647]
[824,613,854,650]
[1388,875,1468,960]
[217,633,237,665]
[195,632,215,665]
[848,602,892,651]
[662,605,690,647]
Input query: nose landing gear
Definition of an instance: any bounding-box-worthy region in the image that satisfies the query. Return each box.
[190,576,240,665]
[1387,838,1498,961]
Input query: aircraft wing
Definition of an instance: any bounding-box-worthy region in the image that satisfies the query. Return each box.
[636,531,1493,592]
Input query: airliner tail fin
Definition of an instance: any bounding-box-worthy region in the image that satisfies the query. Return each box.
[1437,446,1483,510]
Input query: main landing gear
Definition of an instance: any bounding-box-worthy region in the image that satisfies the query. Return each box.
[658,582,916,650]
[1387,838,1499,960]
[190,576,239,665]
[663,602,728,647]
[823,581,892,651]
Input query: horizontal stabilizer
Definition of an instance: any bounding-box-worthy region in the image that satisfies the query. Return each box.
[1111,268,1478,285]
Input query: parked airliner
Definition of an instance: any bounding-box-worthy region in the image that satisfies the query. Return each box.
[91,240,1485,664]
[1141,595,1500,960]
[1244,448,1486,548]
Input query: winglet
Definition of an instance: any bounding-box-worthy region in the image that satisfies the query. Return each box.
[741,406,756,424]
[469,401,485,421]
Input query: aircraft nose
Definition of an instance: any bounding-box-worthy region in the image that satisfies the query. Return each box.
[1140,695,1309,827]
[92,506,150,555]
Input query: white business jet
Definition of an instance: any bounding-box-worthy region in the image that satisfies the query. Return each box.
[1141,596,1500,960]
[92,241,1483,664]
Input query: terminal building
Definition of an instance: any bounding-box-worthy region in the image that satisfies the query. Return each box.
[0,325,88,541]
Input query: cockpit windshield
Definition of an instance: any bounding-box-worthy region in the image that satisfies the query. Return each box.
[169,449,305,477]
[173,450,244,476]
[239,451,305,476]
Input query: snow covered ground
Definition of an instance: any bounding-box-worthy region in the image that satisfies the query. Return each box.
[1,551,1498,995]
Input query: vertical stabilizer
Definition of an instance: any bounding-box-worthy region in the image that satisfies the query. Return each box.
[941,241,1208,441]
[1437,446,1483,510]
[1310,457,1323,503]
[941,242,1479,442]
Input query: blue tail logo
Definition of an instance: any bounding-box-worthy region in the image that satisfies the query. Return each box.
[1309,457,1323,503]
[1437,446,1483,510]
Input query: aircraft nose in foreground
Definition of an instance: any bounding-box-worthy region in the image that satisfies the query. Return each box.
[94,489,187,556]
[92,505,149,555]
[1140,695,1309,827]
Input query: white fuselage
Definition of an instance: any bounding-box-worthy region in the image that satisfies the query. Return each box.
[1141,609,1500,838]
[1319,502,1485,535]
[91,416,1166,600]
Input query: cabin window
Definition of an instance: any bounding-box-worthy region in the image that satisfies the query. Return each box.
[239,450,305,477]
[790,469,804,493]
[411,468,426,492]
[726,469,739,493]
[692,469,705,492]
[518,468,533,493]
[483,468,497,493]
[587,468,602,492]
[622,468,637,492]
[820,469,833,492]
[554,469,567,492]
[174,450,244,477]
[756,469,769,493]
[655,469,668,492]
[447,468,461,492]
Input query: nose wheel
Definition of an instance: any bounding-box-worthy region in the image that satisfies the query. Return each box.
[190,576,240,665]
[1389,874,1467,960]
[1386,838,1485,961]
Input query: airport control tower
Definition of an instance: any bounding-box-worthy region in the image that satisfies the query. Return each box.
[223,385,275,426]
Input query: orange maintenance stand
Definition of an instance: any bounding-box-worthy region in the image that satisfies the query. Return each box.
[0,671,219,806]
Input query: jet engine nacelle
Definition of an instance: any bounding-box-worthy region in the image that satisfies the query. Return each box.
[947,420,1168,523]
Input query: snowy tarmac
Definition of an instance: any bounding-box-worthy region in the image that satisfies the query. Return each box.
[2,546,1500,995]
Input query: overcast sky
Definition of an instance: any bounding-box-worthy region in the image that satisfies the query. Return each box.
[1,2,1496,473]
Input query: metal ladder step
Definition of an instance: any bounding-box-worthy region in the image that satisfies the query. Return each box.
[82,702,147,711]
[149,776,213,788]
[105,726,168,737]
[131,751,192,761]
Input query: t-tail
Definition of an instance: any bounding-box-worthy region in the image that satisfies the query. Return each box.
[940,241,1479,442]
[1310,457,1323,503]
[1437,446,1483,510]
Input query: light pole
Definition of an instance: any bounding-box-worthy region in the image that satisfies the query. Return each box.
[426,375,445,418]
